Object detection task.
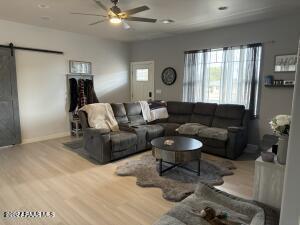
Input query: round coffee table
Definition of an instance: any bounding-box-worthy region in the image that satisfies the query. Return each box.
[151,136,203,176]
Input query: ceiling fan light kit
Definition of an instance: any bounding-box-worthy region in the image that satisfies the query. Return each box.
[110,17,122,24]
[72,0,161,29]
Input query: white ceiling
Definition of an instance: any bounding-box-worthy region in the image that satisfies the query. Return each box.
[0,0,300,42]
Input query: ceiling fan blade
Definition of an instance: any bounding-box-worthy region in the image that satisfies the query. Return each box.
[121,6,149,16]
[71,12,107,17]
[89,20,106,26]
[125,17,157,23]
[94,0,108,11]
[122,21,131,30]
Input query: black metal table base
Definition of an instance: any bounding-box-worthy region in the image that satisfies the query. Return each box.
[158,159,201,176]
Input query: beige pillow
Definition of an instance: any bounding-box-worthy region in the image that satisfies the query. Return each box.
[176,123,208,135]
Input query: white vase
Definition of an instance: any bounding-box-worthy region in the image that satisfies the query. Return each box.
[277,135,289,165]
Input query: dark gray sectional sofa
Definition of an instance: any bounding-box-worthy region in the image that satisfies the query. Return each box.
[79,101,249,164]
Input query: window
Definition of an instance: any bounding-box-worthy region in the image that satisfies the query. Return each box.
[183,44,262,117]
[136,69,149,81]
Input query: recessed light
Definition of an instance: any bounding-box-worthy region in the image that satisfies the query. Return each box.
[218,6,228,11]
[38,4,50,9]
[160,19,175,24]
[41,16,51,21]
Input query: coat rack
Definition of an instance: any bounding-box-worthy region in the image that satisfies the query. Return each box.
[66,73,95,137]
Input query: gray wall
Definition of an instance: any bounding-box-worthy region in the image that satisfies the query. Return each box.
[0,19,130,143]
[280,39,300,225]
[130,14,300,144]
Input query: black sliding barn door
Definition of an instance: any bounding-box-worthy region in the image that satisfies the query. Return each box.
[0,47,21,147]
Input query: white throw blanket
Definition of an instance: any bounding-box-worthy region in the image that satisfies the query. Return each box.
[80,103,119,131]
[139,101,169,122]
[139,101,153,122]
[150,107,169,121]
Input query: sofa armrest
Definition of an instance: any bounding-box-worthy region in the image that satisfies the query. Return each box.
[148,118,168,124]
[226,126,247,159]
[83,128,111,164]
[118,123,136,132]
[118,124,148,151]
[227,126,245,133]
[78,110,90,129]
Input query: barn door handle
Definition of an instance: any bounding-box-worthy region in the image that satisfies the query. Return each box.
[149,92,152,98]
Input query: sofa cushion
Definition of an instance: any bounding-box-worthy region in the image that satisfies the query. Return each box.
[212,104,245,129]
[157,123,181,136]
[167,101,194,114]
[191,102,217,126]
[198,127,228,141]
[167,101,194,124]
[124,102,146,125]
[110,131,137,152]
[168,114,191,124]
[111,103,129,124]
[176,123,208,135]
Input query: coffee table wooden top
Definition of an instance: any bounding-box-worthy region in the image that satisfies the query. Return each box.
[151,136,203,152]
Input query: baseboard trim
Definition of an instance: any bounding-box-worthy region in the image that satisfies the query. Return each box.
[0,145,14,150]
[22,132,70,144]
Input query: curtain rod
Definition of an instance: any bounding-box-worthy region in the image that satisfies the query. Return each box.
[184,40,275,54]
[0,43,64,56]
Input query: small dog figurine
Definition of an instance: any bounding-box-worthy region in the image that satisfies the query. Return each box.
[198,207,243,225]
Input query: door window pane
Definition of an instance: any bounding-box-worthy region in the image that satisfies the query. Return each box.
[136,69,149,81]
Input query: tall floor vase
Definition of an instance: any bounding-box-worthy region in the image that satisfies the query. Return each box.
[277,135,289,164]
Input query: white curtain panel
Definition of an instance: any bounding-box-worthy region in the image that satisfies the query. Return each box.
[183,44,262,116]
[183,52,205,102]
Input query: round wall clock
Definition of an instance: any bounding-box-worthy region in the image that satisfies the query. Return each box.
[161,67,177,85]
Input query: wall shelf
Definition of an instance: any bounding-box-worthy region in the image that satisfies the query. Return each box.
[264,84,294,88]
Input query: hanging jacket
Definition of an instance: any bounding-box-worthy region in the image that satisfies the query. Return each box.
[78,79,87,108]
[69,78,78,112]
[85,79,99,104]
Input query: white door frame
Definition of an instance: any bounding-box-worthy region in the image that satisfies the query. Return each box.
[130,61,155,102]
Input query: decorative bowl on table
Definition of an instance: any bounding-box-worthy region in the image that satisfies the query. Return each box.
[261,152,275,162]
[164,139,174,146]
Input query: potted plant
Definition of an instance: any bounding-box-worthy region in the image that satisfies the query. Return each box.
[269,115,291,164]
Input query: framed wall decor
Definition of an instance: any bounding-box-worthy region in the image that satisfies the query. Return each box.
[274,54,297,72]
[161,67,177,85]
[69,60,92,74]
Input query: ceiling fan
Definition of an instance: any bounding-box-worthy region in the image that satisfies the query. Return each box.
[71,0,157,29]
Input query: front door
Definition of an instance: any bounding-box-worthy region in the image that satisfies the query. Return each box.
[131,61,154,102]
[0,48,21,147]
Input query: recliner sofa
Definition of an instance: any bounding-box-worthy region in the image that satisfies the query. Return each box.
[157,102,249,159]
[79,101,249,164]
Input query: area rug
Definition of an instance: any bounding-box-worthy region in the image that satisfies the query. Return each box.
[63,139,83,150]
[63,139,89,158]
[116,153,236,202]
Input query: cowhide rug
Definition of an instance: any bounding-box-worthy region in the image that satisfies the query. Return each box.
[116,152,236,202]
